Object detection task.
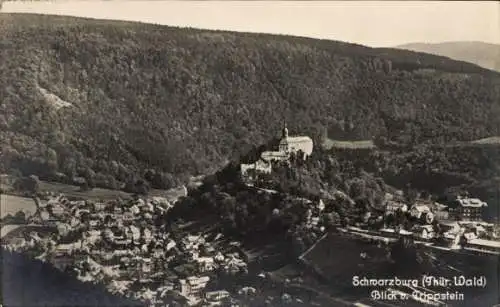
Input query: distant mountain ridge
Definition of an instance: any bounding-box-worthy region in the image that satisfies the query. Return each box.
[396,41,500,72]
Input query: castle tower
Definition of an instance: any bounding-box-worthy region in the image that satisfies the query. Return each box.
[279,121,289,152]
[282,121,289,139]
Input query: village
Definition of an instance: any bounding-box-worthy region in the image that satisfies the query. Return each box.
[239,124,500,256]
[2,124,500,307]
[1,190,254,306]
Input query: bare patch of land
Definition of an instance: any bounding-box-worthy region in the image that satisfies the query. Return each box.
[0,194,36,218]
[322,138,376,150]
[470,136,500,145]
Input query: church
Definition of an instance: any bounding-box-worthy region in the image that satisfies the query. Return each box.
[240,123,314,178]
[260,123,314,162]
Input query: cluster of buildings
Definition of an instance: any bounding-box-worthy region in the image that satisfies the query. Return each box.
[240,123,314,180]
[382,192,498,252]
[2,192,250,306]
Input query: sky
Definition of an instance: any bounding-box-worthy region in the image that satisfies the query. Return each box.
[2,1,499,47]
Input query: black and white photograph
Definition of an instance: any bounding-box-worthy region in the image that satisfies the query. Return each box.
[0,1,499,306]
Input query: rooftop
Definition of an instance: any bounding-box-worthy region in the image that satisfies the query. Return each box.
[456,197,487,208]
[279,136,313,144]
[467,238,500,249]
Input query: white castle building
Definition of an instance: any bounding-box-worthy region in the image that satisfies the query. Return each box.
[241,123,314,177]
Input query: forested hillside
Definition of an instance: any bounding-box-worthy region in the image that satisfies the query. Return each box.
[1,13,500,190]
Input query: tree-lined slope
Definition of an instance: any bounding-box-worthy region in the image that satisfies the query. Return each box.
[1,13,500,188]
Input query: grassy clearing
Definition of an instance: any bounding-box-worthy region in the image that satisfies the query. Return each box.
[37,181,186,202]
[0,194,36,218]
[322,138,376,150]
[38,181,131,200]
[470,136,500,145]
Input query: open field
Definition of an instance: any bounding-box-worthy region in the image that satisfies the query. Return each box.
[322,138,376,150]
[470,136,500,145]
[38,181,186,201]
[0,194,36,218]
[39,181,132,200]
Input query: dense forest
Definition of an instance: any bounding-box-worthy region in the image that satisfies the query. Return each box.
[330,144,500,220]
[1,13,500,192]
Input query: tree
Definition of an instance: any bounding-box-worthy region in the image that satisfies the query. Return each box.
[405,185,419,205]
[151,172,176,190]
[12,210,27,224]
[292,236,306,256]
[14,175,40,195]
[62,157,77,180]
[79,179,90,192]
[135,179,150,196]
[144,169,155,183]
[46,148,58,171]
[322,211,340,228]
[82,168,95,191]
[385,213,396,227]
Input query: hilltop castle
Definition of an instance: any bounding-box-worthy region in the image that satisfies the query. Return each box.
[240,123,314,177]
[261,123,313,162]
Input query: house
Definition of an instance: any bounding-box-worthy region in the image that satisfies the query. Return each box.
[439,220,461,233]
[51,253,74,271]
[152,247,164,259]
[141,202,154,213]
[166,239,177,251]
[56,222,71,236]
[123,211,134,222]
[39,210,60,226]
[126,225,141,241]
[260,151,289,163]
[74,208,90,218]
[413,225,435,240]
[205,290,230,302]
[103,228,114,241]
[151,197,173,211]
[464,238,500,254]
[93,202,107,212]
[85,230,101,244]
[223,255,247,274]
[183,235,205,250]
[142,228,153,244]
[238,287,257,295]
[214,252,225,263]
[410,204,434,224]
[113,237,131,247]
[179,276,210,298]
[49,203,66,217]
[240,159,272,178]
[317,199,325,212]
[385,201,408,215]
[68,216,81,228]
[89,220,99,228]
[130,204,141,215]
[463,231,478,241]
[310,217,320,227]
[141,258,152,273]
[448,196,487,221]
[196,257,216,272]
[472,224,487,237]
[431,202,449,220]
